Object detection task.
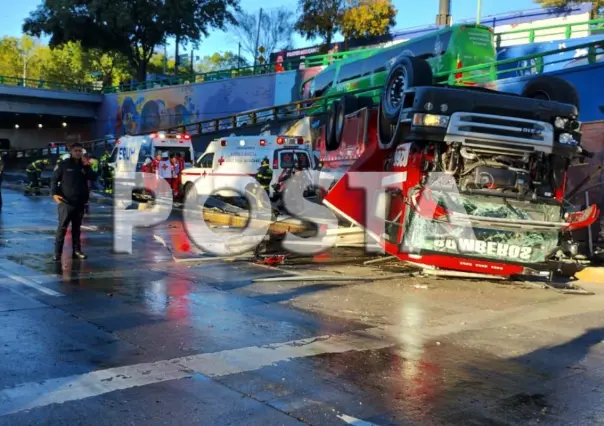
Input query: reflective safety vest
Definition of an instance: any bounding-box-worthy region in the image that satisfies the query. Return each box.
[255,165,273,189]
[157,159,173,179]
[89,158,99,172]
[26,159,49,173]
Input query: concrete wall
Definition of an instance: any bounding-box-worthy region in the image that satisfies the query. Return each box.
[95,68,322,138]
[0,126,93,150]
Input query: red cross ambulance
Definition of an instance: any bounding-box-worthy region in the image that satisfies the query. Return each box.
[109,131,195,174]
[181,135,316,198]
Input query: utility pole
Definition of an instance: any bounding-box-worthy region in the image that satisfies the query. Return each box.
[238,42,241,68]
[190,50,194,74]
[163,44,167,75]
[174,35,181,75]
[253,8,263,68]
[435,0,452,26]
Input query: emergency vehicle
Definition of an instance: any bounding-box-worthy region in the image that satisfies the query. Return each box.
[181,135,316,199]
[109,131,195,173]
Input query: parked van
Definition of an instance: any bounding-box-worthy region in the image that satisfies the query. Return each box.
[181,135,316,198]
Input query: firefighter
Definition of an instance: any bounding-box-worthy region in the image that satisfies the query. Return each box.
[25,158,51,195]
[56,152,70,166]
[100,151,113,194]
[254,157,273,208]
[88,154,99,191]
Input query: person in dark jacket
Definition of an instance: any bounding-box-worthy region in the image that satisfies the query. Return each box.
[51,143,96,261]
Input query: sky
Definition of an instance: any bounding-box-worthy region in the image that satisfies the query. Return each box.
[1,0,540,59]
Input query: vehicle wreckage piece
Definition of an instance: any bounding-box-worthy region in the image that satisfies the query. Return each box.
[322,57,596,279]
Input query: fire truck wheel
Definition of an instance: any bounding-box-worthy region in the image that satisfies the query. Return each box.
[381,56,433,124]
[521,75,580,109]
[326,101,340,151]
[335,95,359,146]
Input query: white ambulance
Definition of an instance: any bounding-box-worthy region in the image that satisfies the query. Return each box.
[108,131,195,173]
[181,135,316,198]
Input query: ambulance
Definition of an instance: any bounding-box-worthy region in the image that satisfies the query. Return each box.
[108,131,195,173]
[181,135,316,199]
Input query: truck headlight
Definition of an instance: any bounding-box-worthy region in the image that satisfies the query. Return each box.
[413,113,449,128]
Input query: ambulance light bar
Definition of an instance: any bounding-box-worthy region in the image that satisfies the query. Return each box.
[276,135,306,145]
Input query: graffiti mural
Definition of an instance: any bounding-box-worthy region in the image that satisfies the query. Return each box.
[96,68,322,138]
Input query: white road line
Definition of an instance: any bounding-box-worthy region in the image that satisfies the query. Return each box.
[338,414,380,426]
[5,274,63,297]
[0,327,395,416]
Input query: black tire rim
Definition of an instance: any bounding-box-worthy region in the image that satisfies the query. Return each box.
[386,68,407,113]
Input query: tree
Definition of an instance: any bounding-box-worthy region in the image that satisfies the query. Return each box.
[197,51,249,72]
[23,0,240,82]
[295,0,344,50]
[230,8,295,62]
[534,0,602,19]
[341,0,396,41]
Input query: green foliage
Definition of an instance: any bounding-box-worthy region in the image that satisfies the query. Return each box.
[197,51,249,72]
[23,0,240,81]
[534,0,602,19]
[0,36,131,86]
[341,0,397,40]
[295,0,344,47]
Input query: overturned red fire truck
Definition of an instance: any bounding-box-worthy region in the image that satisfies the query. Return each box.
[317,56,598,279]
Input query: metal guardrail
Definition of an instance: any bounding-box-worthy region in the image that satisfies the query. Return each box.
[4,38,603,168]
[102,60,301,94]
[0,75,100,93]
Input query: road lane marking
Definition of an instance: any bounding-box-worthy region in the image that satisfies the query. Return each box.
[4,274,63,297]
[0,328,396,416]
[1,282,604,416]
[338,414,379,425]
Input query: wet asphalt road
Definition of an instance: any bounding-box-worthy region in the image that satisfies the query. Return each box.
[2,187,604,425]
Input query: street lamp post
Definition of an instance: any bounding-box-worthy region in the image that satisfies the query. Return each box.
[477,0,482,25]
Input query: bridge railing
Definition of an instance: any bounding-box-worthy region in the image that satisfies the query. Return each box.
[304,18,604,68]
[0,75,100,93]
[4,39,602,168]
[102,60,302,94]
[0,19,601,96]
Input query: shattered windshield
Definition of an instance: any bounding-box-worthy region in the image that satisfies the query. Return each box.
[401,192,562,263]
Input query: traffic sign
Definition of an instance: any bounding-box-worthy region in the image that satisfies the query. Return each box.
[258,46,265,54]
[258,56,265,64]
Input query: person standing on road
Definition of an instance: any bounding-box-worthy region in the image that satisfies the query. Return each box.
[51,143,96,261]
[25,158,51,195]
[254,157,273,208]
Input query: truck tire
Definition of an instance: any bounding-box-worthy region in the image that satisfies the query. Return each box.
[335,95,359,147]
[381,56,433,125]
[326,101,340,151]
[521,75,580,110]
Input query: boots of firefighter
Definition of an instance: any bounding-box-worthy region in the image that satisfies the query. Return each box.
[72,210,87,259]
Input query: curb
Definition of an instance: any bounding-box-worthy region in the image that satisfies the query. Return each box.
[575,267,604,284]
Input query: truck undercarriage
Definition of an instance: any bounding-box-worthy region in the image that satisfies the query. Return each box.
[320,57,598,279]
